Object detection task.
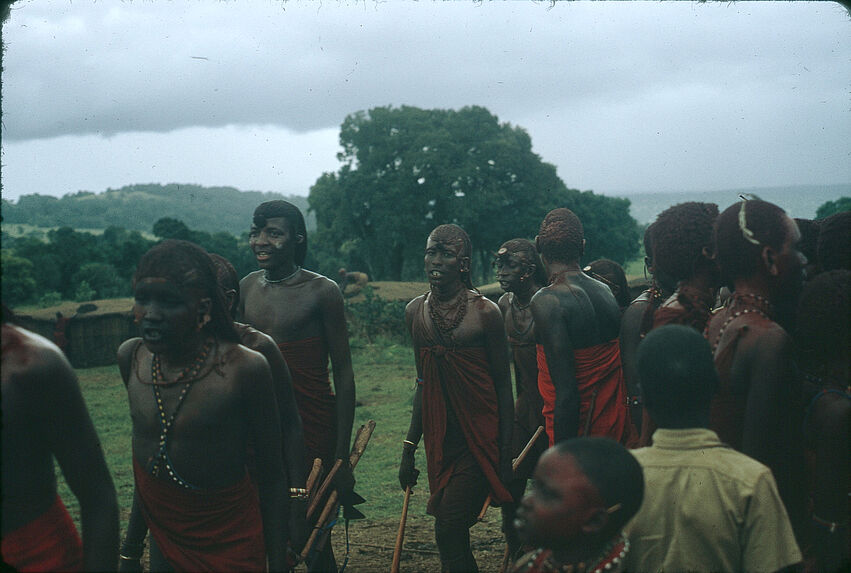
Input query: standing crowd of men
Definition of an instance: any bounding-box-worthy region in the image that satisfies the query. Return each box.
[2,198,848,572]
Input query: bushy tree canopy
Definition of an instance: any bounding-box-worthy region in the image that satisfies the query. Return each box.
[816,197,851,219]
[309,105,639,281]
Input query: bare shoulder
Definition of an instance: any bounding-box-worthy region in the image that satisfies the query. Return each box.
[750,320,793,353]
[117,337,143,381]
[307,272,344,300]
[221,340,270,375]
[240,270,264,290]
[406,294,426,318]
[497,292,510,314]
[530,285,560,312]
[2,325,74,388]
[237,324,277,355]
[471,291,501,316]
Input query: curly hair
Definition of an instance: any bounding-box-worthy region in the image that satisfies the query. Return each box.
[714,199,789,283]
[817,210,850,272]
[253,200,308,266]
[538,208,584,265]
[651,202,718,284]
[794,218,820,268]
[796,269,850,370]
[429,224,474,290]
[496,238,548,287]
[134,240,239,343]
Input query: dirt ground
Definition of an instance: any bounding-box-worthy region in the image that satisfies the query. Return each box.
[328,511,509,573]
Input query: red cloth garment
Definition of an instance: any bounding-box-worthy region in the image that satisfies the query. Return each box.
[133,458,266,572]
[1,495,83,572]
[277,337,337,467]
[537,341,633,447]
[420,344,513,516]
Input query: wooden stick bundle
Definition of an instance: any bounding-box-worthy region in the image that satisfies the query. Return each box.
[477,425,545,521]
[390,485,412,573]
[300,420,377,563]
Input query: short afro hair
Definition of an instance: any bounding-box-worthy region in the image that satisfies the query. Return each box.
[554,437,644,538]
[496,238,548,287]
[714,199,790,283]
[637,324,718,428]
[796,269,850,371]
[817,211,851,272]
[253,200,308,266]
[538,208,584,265]
[134,240,239,343]
[652,202,719,284]
[429,224,474,290]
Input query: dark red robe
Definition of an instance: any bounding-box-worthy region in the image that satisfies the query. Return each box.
[1,495,83,572]
[420,344,513,516]
[277,337,337,468]
[133,459,266,572]
[537,340,632,446]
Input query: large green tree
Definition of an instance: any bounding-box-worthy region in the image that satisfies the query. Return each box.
[309,105,638,282]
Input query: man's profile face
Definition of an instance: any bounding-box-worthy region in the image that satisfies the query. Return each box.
[514,450,605,551]
[248,216,295,270]
[424,236,465,288]
[494,252,529,294]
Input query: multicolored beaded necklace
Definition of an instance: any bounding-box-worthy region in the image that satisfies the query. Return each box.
[709,292,774,354]
[515,534,629,573]
[148,338,214,488]
[509,292,535,338]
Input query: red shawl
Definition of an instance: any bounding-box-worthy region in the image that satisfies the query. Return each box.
[537,341,632,447]
[133,459,265,572]
[277,337,337,466]
[420,345,513,513]
[1,495,83,572]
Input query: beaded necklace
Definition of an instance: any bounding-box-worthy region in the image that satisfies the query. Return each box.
[517,534,629,573]
[148,339,213,488]
[709,292,774,354]
[428,288,468,338]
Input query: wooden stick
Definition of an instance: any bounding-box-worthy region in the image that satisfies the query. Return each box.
[306,459,343,520]
[305,458,324,497]
[390,485,412,573]
[300,420,377,562]
[499,543,512,573]
[477,425,545,521]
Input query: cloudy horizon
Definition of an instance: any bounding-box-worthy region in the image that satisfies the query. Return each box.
[2,1,849,202]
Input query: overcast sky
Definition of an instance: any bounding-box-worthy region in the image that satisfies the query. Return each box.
[1,1,849,202]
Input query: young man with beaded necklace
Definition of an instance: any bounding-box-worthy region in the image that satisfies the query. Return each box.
[238,200,356,571]
[494,238,549,561]
[531,209,634,447]
[117,240,288,572]
[705,197,807,545]
[399,224,514,572]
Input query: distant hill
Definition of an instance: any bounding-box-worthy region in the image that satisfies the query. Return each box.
[0,183,314,236]
[610,184,851,225]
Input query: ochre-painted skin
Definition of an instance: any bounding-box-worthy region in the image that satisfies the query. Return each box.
[120,277,288,570]
[531,253,622,443]
[2,323,119,570]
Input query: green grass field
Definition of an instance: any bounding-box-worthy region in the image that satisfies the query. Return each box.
[56,337,429,533]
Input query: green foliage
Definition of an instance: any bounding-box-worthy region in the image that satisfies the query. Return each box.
[309,105,639,282]
[73,280,96,302]
[345,286,411,344]
[1,184,314,236]
[816,197,851,219]
[1,250,37,306]
[38,291,63,308]
[71,263,126,300]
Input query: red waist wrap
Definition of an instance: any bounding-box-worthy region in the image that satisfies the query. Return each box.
[278,337,337,466]
[1,495,83,572]
[537,340,632,447]
[133,459,265,572]
[420,345,512,513]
